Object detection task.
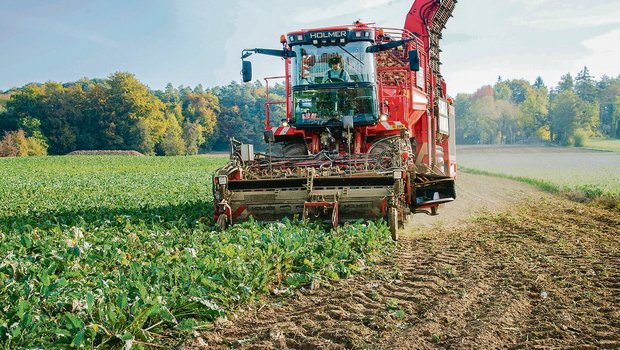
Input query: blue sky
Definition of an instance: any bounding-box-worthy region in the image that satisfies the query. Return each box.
[1,0,619,94]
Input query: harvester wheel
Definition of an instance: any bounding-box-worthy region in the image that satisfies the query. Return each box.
[216,214,228,232]
[389,207,399,241]
[282,142,308,157]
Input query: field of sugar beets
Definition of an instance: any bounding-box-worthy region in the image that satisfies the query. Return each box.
[0,156,394,349]
[2,148,619,350]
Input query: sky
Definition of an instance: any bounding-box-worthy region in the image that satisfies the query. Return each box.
[1,0,619,94]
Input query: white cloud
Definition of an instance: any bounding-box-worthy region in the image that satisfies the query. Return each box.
[511,12,620,30]
[290,0,396,24]
[444,66,566,95]
[508,0,564,11]
[579,29,620,78]
[507,2,620,30]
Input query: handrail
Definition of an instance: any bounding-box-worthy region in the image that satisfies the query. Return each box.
[264,76,286,127]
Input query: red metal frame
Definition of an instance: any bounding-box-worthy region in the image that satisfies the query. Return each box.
[254,2,455,213]
[303,201,339,228]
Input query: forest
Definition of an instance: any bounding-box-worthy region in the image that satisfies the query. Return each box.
[0,73,285,156]
[1,66,619,156]
[455,67,620,146]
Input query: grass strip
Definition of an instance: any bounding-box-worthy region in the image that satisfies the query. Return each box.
[459,166,561,193]
[460,166,619,210]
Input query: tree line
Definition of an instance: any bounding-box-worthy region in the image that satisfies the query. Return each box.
[0,72,285,156]
[2,67,618,156]
[456,67,620,146]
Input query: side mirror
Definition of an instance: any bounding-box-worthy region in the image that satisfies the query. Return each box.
[263,129,275,143]
[409,50,420,72]
[242,60,252,82]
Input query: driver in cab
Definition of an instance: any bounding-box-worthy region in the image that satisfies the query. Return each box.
[322,56,351,83]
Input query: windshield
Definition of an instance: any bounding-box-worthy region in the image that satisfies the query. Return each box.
[292,42,376,86]
[292,85,377,126]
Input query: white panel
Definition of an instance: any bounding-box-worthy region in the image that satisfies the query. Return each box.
[241,144,254,162]
[439,116,449,135]
[438,99,448,117]
[416,70,425,89]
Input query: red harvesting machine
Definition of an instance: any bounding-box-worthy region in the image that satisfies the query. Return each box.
[214,0,458,239]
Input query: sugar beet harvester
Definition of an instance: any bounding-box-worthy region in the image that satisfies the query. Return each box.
[214,0,457,240]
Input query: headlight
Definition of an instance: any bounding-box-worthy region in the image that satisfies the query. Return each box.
[218,175,228,185]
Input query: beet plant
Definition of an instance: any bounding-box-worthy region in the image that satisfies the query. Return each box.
[0,156,394,348]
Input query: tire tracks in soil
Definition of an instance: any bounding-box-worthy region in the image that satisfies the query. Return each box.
[187,196,620,350]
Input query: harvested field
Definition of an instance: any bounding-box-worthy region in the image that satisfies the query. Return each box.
[457,145,620,200]
[189,173,620,349]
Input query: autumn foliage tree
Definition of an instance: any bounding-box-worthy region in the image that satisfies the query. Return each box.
[0,129,47,157]
[0,73,222,156]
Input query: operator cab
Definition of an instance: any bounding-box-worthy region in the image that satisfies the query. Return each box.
[287,27,379,127]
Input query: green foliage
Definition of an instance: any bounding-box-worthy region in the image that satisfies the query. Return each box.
[550,90,598,145]
[6,67,617,154]
[557,73,574,93]
[534,76,546,90]
[159,117,185,156]
[0,94,8,109]
[550,90,580,144]
[575,66,597,103]
[614,95,620,138]
[506,79,532,104]
[457,87,521,144]
[210,81,285,151]
[596,76,620,138]
[572,128,588,147]
[457,69,617,146]
[182,92,219,137]
[0,156,394,348]
[154,85,221,154]
[519,85,548,137]
[493,81,512,101]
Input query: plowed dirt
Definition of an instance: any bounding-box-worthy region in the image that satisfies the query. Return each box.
[187,173,620,349]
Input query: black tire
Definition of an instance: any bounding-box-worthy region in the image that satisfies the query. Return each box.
[369,141,393,170]
[282,142,307,157]
[216,214,228,232]
[389,207,399,241]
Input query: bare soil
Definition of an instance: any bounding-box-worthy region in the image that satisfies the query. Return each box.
[187,173,620,349]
